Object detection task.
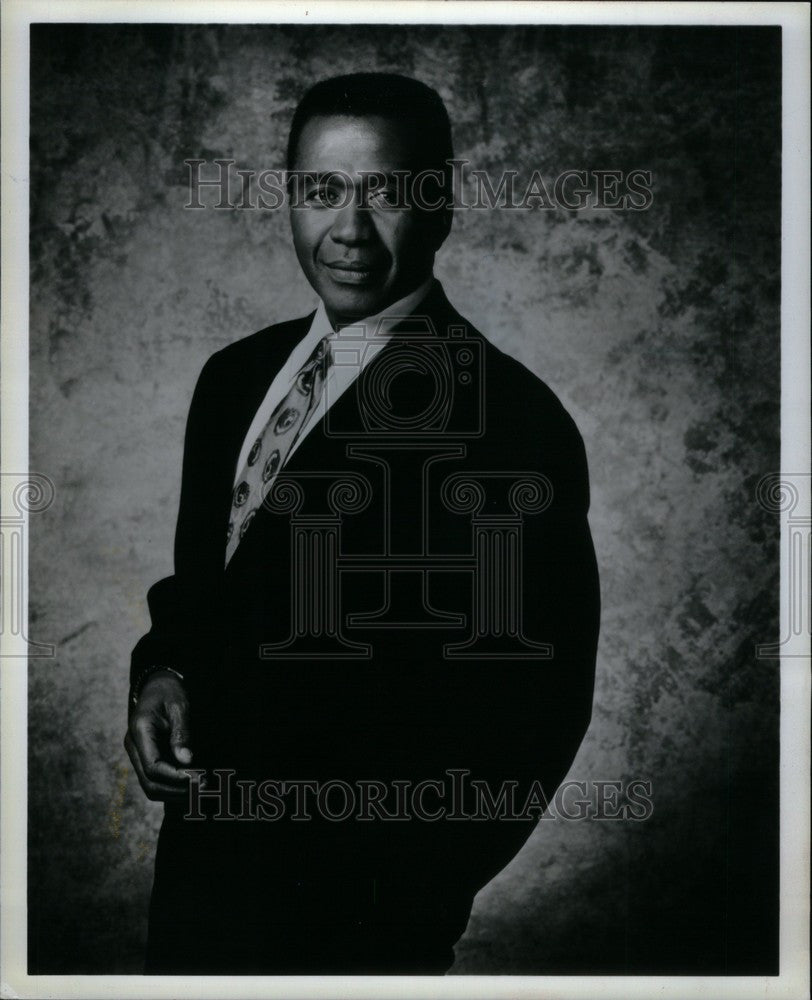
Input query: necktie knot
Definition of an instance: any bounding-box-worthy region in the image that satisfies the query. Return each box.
[297,336,331,394]
[312,335,331,367]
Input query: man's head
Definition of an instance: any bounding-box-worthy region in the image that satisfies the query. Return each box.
[286,73,454,327]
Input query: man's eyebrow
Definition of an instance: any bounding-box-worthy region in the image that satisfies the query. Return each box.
[292,170,404,184]
[294,171,342,183]
[364,171,406,186]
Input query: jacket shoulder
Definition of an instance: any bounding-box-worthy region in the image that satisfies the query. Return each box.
[446,304,590,512]
[488,339,582,436]
[202,312,315,374]
[447,303,584,448]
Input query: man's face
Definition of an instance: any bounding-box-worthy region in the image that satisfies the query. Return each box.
[289,114,445,327]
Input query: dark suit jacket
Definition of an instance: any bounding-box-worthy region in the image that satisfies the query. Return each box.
[132,281,600,972]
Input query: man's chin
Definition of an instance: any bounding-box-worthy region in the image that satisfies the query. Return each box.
[321,286,392,326]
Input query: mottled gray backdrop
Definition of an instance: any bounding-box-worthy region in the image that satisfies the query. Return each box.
[28,24,780,974]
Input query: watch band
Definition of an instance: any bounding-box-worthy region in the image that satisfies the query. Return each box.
[130,664,185,707]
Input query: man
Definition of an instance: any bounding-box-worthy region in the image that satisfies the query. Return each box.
[125,72,600,974]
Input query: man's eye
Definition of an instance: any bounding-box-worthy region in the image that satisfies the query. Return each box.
[369,187,401,208]
[305,184,345,207]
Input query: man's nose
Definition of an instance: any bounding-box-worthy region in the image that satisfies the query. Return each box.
[329,195,374,245]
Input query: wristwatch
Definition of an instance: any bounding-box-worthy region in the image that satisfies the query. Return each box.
[130,664,185,707]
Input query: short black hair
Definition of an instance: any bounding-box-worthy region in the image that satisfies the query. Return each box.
[286,71,454,185]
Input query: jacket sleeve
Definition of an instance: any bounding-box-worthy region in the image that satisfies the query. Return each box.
[454,412,600,789]
[129,352,228,698]
[418,401,600,895]
[514,419,599,782]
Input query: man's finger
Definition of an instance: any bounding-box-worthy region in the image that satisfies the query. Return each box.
[146,756,194,785]
[167,700,193,765]
[130,714,192,786]
[124,733,187,801]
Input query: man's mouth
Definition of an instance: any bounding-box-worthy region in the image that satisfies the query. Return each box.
[322,260,384,285]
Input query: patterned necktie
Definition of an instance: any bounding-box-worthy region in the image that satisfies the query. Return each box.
[225,335,332,566]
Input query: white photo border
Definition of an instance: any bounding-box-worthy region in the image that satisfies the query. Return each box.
[2,2,809,998]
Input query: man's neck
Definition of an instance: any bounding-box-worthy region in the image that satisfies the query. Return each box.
[326,275,436,331]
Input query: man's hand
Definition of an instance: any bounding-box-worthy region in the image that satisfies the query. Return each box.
[124,670,196,801]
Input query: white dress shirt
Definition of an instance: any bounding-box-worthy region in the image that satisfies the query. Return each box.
[233,277,435,482]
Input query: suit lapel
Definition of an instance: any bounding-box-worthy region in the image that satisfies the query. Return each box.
[221,312,316,484]
[223,284,479,573]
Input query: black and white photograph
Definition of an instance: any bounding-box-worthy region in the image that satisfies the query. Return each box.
[1,1,809,996]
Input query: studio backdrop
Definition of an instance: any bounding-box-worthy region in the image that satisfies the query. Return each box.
[28,23,780,974]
